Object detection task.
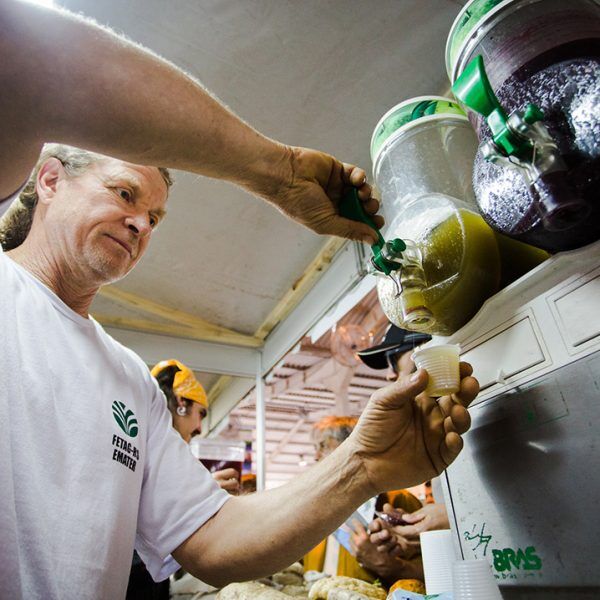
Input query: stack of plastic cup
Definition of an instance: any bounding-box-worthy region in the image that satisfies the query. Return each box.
[412,343,461,397]
[452,559,503,600]
[420,529,456,594]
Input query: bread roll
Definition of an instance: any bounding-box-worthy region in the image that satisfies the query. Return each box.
[308,576,386,600]
[217,581,291,599]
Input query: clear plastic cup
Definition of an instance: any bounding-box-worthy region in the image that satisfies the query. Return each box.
[452,559,502,600]
[420,529,456,594]
[412,343,461,397]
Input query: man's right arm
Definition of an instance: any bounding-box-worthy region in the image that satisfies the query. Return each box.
[0,1,380,242]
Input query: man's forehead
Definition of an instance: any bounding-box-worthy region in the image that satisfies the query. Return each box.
[98,158,168,198]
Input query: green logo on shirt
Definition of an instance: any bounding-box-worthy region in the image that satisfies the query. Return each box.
[112,401,139,438]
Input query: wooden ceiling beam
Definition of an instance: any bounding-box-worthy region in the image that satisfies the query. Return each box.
[98,286,261,347]
[93,314,262,348]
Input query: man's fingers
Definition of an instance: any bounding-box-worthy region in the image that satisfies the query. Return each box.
[459,361,473,378]
[352,520,367,538]
[438,369,479,416]
[369,519,382,532]
[360,196,380,215]
[217,478,240,492]
[342,164,367,187]
[376,541,397,553]
[371,370,428,411]
[445,404,471,435]
[393,524,421,540]
[440,431,464,467]
[400,511,425,524]
[369,529,391,545]
[212,468,239,481]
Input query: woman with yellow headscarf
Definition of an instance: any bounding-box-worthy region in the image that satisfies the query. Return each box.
[126,359,238,600]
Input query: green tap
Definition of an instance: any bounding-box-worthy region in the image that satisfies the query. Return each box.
[339,188,406,276]
[452,55,544,162]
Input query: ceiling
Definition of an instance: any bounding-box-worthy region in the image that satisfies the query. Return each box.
[226,287,392,488]
[44,0,468,485]
[52,0,466,339]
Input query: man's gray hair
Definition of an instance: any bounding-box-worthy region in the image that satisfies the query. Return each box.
[0,144,172,251]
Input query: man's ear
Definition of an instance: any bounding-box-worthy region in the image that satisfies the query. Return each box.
[36,157,64,205]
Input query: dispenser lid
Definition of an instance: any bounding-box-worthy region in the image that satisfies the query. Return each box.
[445,0,510,82]
[370,96,466,167]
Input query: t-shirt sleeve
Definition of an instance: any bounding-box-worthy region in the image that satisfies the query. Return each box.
[134,383,230,581]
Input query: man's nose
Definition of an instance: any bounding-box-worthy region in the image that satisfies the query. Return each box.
[125,213,152,237]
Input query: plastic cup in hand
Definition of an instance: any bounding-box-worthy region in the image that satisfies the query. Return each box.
[412,343,460,397]
[420,529,456,594]
[452,559,502,600]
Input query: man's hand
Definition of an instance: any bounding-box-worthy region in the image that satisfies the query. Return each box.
[211,468,240,494]
[347,363,478,493]
[351,521,423,584]
[368,509,420,559]
[269,146,383,244]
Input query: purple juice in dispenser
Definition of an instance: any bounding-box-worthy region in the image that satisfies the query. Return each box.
[447,0,600,252]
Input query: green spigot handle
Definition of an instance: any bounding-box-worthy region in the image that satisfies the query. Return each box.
[452,55,544,161]
[339,188,406,276]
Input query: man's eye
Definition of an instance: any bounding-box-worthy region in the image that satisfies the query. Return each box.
[149,215,158,228]
[117,188,132,202]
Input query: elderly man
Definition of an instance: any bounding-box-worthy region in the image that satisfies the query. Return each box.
[1,143,477,598]
[1,4,478,599]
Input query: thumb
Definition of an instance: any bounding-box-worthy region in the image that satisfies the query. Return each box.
[371,370,428,410]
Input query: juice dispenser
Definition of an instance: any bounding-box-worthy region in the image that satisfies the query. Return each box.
[366,97,502,336]
[376,194,501,336]
[446,0,600,252]
[371,96,479,217]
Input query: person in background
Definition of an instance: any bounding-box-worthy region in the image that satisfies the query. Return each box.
[240,473,257,495]
[150,359,240,490]
[350,325,451,587]
[303,416,422,584]
[127,359,241,600]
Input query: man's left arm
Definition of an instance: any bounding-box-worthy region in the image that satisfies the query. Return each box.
[173,365,478,586]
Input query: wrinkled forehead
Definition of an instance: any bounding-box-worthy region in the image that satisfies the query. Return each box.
[94,157,169,203]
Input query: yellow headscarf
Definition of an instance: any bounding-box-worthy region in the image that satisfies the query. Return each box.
[150,359,208,409]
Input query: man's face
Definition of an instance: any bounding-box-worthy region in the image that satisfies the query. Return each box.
[176,401,206,444]
[42,157,168,286]
[315,437,342,462]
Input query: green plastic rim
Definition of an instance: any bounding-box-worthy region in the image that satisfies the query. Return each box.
[370,96,467,167]
[445,0,513,81]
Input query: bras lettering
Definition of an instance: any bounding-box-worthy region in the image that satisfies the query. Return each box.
[493,546,542,572]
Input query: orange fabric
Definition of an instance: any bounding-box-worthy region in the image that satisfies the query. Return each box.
[389,579,426,594]
[303,539,326,572]
[337,545,375,582]
[150,359,207,408]
[303,539,374,581]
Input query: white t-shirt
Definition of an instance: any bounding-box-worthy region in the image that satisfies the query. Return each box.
[0,248,230,599]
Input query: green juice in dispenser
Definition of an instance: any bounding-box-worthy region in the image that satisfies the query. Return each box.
[377,196,500,336]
